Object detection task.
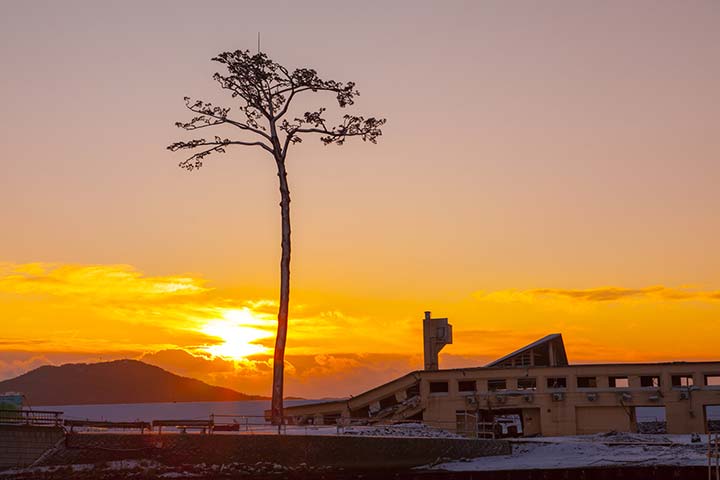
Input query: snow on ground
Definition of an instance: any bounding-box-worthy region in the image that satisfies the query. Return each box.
[2,431,716,476]
[434,432,715,471]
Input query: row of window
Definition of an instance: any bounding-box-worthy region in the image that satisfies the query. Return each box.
[428,374,720,394]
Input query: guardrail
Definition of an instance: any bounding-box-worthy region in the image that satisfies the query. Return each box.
[0,409,505,438]
[65,419,151,433]
[0,409,63,427]
[152,419,213,435]
[709,432,719,479]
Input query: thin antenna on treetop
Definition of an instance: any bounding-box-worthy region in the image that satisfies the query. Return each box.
[257,32,260,53]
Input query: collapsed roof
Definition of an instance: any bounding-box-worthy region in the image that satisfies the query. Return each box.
[485,333,568,368]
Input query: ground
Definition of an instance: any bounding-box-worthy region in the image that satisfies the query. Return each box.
[435,432,717,471]
[1,428,717,478]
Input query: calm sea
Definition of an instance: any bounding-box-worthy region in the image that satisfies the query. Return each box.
[41,399,321,426]
[36,401,720,431]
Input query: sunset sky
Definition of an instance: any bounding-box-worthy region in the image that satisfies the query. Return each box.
[2,1,719,398]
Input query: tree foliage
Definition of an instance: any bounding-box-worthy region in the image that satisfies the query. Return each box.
[168,49,385,168]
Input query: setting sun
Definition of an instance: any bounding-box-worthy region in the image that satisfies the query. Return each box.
[200,308,273,360]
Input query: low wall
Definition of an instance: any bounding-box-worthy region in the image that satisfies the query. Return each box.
[44,433,510,469]
[0,425,64,468]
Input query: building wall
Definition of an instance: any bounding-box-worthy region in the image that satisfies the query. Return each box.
[0,425,64,467]
[418,363,720,436]
[576,406,632,434]
[44,433,511,468]
[283,362,720,436]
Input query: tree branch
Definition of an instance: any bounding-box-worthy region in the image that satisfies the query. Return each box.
[168,137,274,170]
[293,115,385,146]
[172,139,272,152]
[183,98,272,142]
[273,87,296,121]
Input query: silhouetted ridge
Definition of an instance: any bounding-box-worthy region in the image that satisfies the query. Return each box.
[0,359,267,406]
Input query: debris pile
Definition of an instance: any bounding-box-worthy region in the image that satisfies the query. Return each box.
[343,423,462,439]
[637,421,667,435]
[0,460,337,479]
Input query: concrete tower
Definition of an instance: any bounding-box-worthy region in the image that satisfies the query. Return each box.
[422,311,452,370]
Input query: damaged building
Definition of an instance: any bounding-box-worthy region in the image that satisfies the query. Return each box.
[275,312,720,437]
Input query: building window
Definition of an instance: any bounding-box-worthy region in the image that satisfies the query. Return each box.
[322,413,341,425]
[379,395,398,410]
[640,376,660,388]
[429,381,449,394]
[577,376,597,388]
[705,375,720,387]
[517,378,536,390]
[609,376,629,388]
[546,377,567,389]
[488,379,507,392]
[671,375,694,388]
[515,352,532,367]
[406,383,421,398]
[456,410,478,437]
[350,405,370,418]
[458,380,476,393]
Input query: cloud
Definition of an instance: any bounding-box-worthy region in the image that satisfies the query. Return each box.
[0,350,142,381]
[140,349,236,377]
[137,348,422,398]
[281,353,421,398]
[0,262,403,357]
[0,262,279,354]
[476,285,720,303]
[0,355,53,380]
[0,262,208,300]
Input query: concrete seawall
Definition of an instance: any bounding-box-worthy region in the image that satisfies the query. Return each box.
[0,425,64,468]
[42,433,510,469]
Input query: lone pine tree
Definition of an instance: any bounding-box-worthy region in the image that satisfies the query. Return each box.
[168,49,385,425]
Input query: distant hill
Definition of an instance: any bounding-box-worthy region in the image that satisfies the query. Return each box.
[0,359,268,406]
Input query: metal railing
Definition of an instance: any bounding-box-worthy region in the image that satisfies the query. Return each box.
[0,409,481,438]
[0,409,63,426]
[709,432,719,480]
[64,419,151,433]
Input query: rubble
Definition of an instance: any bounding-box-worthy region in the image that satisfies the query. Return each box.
[342,422,463,439]
[0,460,338,479]
[637,421,667,434]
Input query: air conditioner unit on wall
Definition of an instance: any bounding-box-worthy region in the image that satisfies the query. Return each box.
[586,393,598,402]
[679,390,690,400]
[495,395,506,404]
[620,392,632,402]
[552,392,564,401]
[524,394,534,403]
[465,396,478,407]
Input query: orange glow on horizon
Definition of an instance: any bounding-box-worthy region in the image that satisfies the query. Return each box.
[1,261,720,397]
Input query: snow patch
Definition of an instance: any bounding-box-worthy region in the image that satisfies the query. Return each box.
[434,433,713,471]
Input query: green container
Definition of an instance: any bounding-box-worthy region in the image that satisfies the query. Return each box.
[0,394,23,423]
[0,394,23,411]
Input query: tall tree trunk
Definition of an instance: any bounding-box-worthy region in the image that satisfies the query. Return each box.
[271,157,291,426]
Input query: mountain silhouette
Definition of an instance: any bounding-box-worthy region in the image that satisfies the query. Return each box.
[0,359,267,406]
